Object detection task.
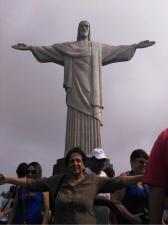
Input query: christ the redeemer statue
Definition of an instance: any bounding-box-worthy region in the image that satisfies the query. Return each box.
[12,20,155,155]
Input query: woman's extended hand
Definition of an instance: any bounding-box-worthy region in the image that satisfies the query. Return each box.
[0,174,6,185]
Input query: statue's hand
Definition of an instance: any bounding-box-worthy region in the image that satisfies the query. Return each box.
[136,40,156,49]
[0,174,6,185]
[12,43,30,50]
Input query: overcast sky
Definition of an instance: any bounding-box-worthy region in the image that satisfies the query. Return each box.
[1,0,168,192]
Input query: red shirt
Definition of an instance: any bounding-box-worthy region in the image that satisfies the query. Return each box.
[143,128,168,188]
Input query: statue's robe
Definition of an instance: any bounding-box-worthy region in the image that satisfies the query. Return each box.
[31,41,136,155]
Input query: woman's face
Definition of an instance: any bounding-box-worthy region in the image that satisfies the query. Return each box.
[26,165,37,179]
[68,153,85,175]
[131,157,148,175]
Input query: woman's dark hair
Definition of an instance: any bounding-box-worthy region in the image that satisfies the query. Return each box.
[130,149,149,161]
[27,161,42,178]
[16,162,28,178]
[65,147,87,166]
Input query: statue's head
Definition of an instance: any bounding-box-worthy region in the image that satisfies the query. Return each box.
[77,20,91,41]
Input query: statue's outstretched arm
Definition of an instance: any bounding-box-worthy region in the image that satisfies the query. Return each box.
[136,40,156,49]
[12,43,30,51]
[12,43,64,65]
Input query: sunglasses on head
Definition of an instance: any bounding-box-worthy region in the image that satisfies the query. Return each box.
[27,170,36,175]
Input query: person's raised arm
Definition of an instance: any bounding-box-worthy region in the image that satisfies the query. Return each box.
[97,174,143,194]
[11,43,31,51]
[121,174,143,185]
[0,174,28,186]
[136,40,156,49]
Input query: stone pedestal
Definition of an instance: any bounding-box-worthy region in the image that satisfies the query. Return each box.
[52,158,67,175]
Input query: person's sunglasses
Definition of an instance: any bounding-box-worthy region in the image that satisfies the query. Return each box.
[27,170,36,175]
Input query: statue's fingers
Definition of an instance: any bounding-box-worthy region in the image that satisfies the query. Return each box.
[18,43,26,47]
[143,40,149,43]
[12,45,20,49]
[150,41,156,45]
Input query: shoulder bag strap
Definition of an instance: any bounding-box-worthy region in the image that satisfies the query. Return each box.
[1,198,10,212]
[49,175,66,224]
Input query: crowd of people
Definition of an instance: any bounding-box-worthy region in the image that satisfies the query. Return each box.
[0,128,168,224]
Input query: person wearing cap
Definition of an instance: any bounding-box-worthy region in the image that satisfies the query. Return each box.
[86,148,108,176]
[85,148,111,224]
